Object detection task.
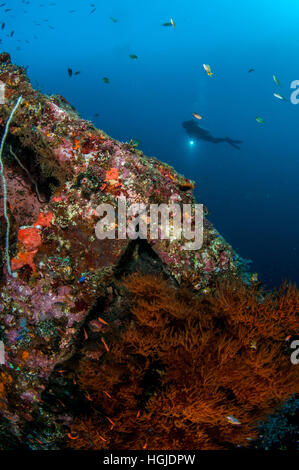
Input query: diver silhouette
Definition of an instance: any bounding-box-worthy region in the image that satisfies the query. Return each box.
[182,120,243,150]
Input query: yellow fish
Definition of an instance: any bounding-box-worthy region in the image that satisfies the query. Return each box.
[202,287,211,294]
[203,64,213,76]
[192,112,203,120]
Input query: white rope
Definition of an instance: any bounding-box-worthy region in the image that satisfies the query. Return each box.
[0,96,23,276]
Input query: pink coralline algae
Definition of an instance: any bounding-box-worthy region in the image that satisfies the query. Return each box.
[47,101,68,120]
[219,250,231,268]
[26,351,59,379]
[1,164,43,227]
[203,258,216,273]
[53,140,73,163]
[30,286,73,322]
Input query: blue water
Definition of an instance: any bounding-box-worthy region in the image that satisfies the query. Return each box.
[4,0,299,288]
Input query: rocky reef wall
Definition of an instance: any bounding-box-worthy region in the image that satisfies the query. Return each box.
[0,53,249,449]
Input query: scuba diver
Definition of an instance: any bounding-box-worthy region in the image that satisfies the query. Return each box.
[182,120,243,150]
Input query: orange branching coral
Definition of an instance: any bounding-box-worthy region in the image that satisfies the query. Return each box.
[69,274,299,450]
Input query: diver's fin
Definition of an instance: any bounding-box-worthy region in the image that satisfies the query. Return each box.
[225,138,243,150]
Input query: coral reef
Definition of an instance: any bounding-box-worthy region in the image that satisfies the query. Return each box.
[0,52,298,449]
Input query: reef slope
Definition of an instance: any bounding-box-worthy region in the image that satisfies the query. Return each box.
[0,53,244,448]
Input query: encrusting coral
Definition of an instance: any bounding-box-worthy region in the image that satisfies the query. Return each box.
[69,274,299,450]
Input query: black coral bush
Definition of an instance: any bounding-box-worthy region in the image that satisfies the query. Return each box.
[69,274,299,450]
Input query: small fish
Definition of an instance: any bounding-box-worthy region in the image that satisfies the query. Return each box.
[255,116,265,124]
[273,74,281,86]
[250,340,257,350]
[89,7,96,14]
[192,112,202,120]
[202,287,211,294]
[251,272,258,282]
[74,70,80,75]
[203,63,213,76]
[103,77,110,84]
[226,415,241,425]
[68,68,72,77]
[1,22,5,29]
[101,336,109,352]
[106,416,115,428]
[94,113,99,117]
[129,54,138,59]
[161,18,175,28]
[130,139,140,147]
[0,4,6,7]
[110,16,118,23]
[10,30,14,37]
[4,8,11,12]
[273,92,285,101]
[248,68,255,73]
